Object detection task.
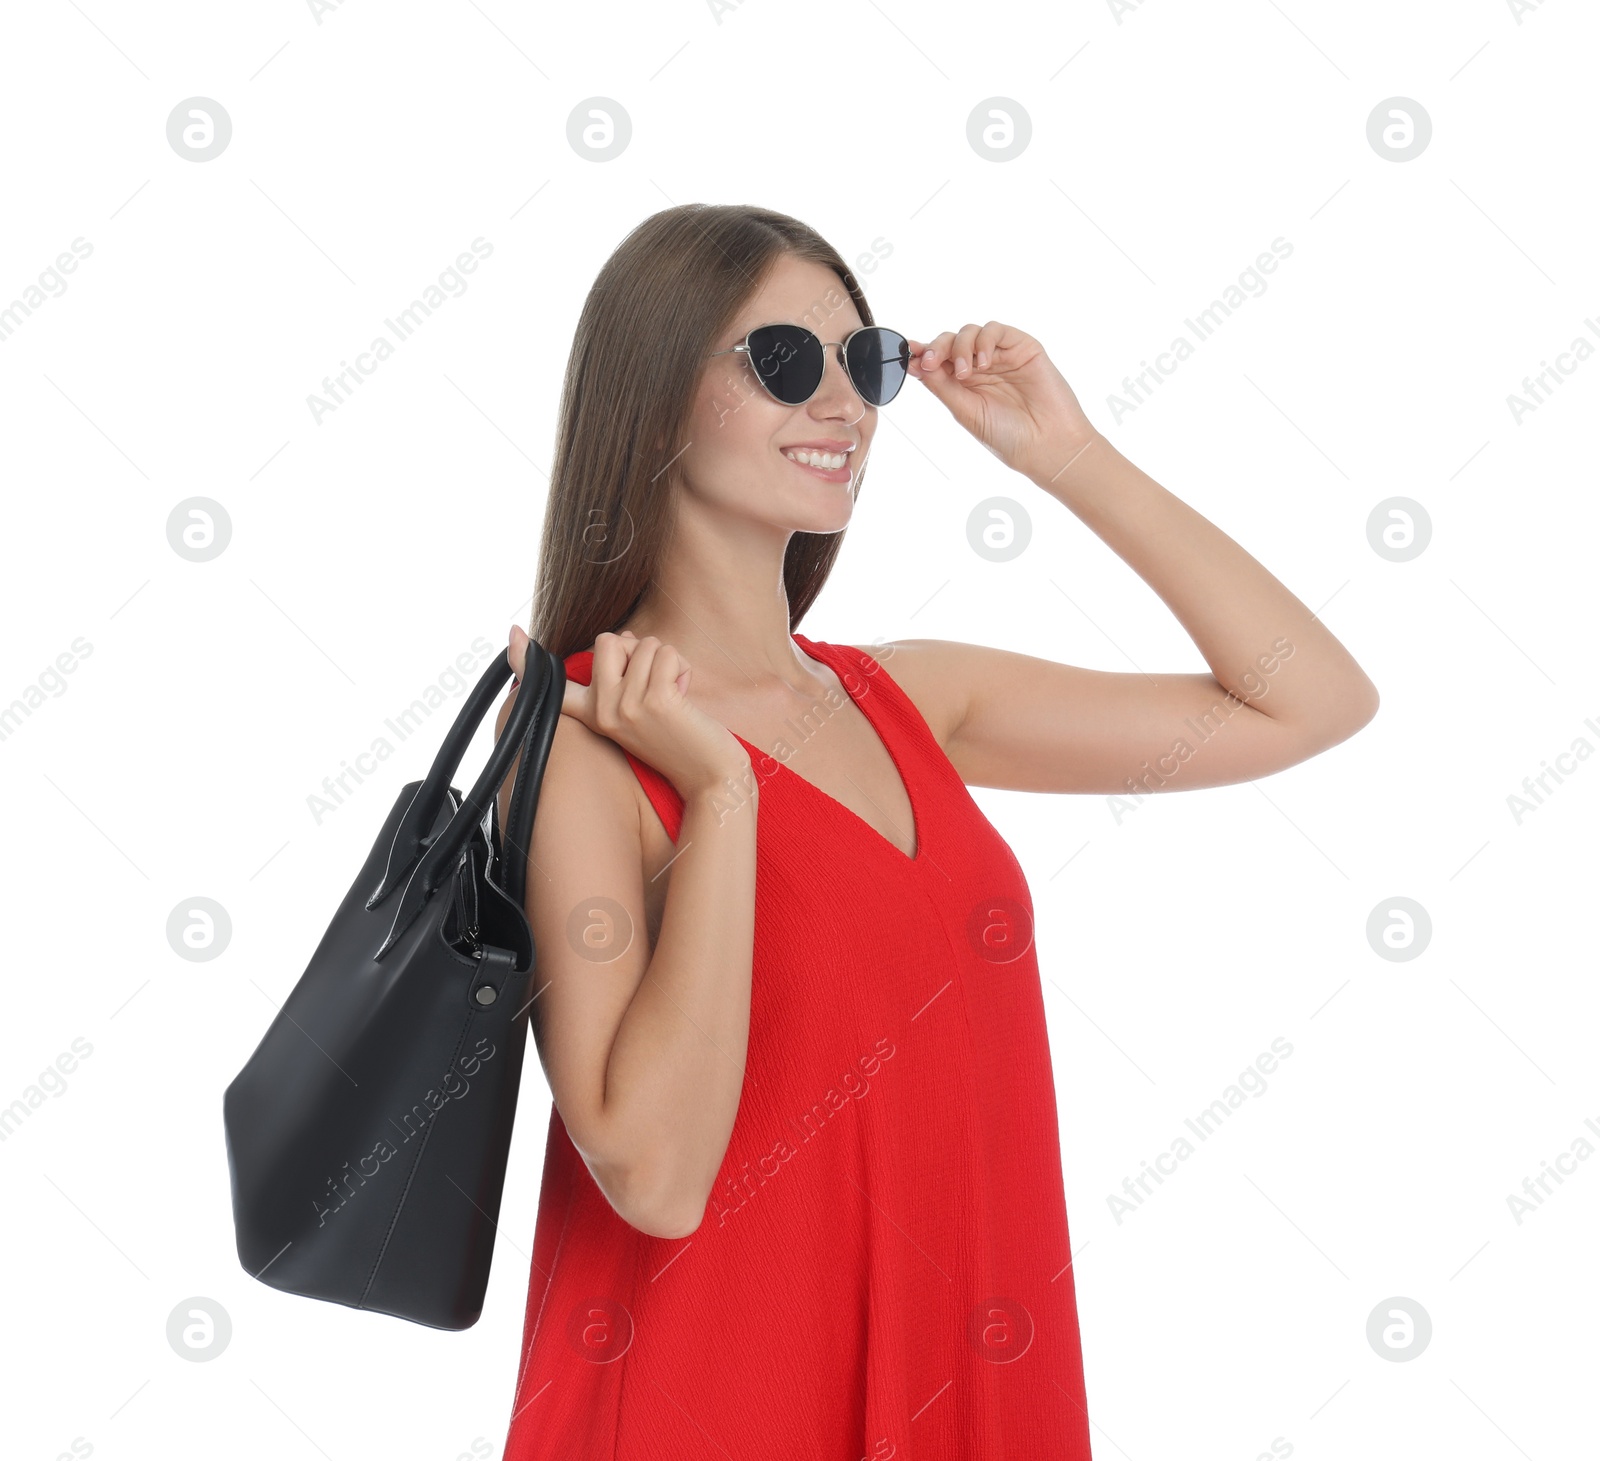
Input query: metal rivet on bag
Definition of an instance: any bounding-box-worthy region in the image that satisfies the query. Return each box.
[474,985,497,1006]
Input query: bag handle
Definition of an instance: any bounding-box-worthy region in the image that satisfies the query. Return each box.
[367,647,535,909]
[496,644,563,902]
[373,644,564,960]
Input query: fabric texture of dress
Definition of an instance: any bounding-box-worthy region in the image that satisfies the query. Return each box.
[502,634,1092,1459]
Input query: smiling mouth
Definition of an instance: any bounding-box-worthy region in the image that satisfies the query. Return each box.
[780,447,853,481]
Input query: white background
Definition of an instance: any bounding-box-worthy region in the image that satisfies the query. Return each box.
[1,1,1595,1458]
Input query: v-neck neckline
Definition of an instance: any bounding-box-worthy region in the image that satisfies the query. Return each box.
[728,634,924,866]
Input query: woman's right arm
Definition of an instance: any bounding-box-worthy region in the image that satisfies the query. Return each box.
[493,632,756,1239]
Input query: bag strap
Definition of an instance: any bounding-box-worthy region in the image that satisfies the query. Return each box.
[496,644,563,901]
[365,648,532,909]
[373,644,563,960]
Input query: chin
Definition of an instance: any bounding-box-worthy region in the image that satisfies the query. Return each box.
[774,483,853,535]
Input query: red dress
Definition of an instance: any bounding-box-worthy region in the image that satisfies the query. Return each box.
[502,635,1092,1459]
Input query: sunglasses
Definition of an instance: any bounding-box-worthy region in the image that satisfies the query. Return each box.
[708,323,911,408]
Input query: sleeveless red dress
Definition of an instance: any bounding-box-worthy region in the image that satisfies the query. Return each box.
[502,635,1092,1459]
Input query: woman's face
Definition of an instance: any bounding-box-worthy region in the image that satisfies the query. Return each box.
[677,253,878,537]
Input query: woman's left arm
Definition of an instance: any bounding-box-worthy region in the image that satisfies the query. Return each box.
[880,321,1380,796]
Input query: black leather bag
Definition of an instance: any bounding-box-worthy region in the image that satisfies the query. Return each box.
[223,642,564,1329]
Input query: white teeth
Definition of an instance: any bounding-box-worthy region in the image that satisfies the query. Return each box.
[783,449,847,470]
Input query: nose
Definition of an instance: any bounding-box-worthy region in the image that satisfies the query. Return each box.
[811,343,866,422]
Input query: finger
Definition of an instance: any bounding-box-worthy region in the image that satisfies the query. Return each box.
[647,643,688,701]
[907,340,941,383]
[507,624,528,683]
[951,322,983,379]
[595,629,640,669]
[912,346,972,410]
[560,676,592,724]
[616,635,662,723]
[589,631,634,723]
[972,320,1005,371]
[915,330,959,377]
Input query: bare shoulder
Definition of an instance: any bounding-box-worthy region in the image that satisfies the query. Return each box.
[846,638,972,755]
[492,691,647,893]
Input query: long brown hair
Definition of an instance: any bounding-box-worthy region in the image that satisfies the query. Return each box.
[528,203,880,660]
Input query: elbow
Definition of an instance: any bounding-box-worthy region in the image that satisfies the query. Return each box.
[1355,671,1380,723]
[576,1098,721,1240]
[619,1186,706,1241]
[600,1152,708,1240]
[1347,678,1381,735]
[1282,683,1378,762]
[1321,676,1380,745]
[628,1202,704,1241]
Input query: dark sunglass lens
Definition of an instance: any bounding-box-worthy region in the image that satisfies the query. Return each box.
[845,328,910,406]
[746,325,824,405]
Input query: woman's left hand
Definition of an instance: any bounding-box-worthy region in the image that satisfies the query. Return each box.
[907,321,1098,483]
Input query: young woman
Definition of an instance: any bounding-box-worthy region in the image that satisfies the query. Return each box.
[492,204,1378,1459]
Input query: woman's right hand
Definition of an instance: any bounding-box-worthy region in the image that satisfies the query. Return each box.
[509,625,750,799]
